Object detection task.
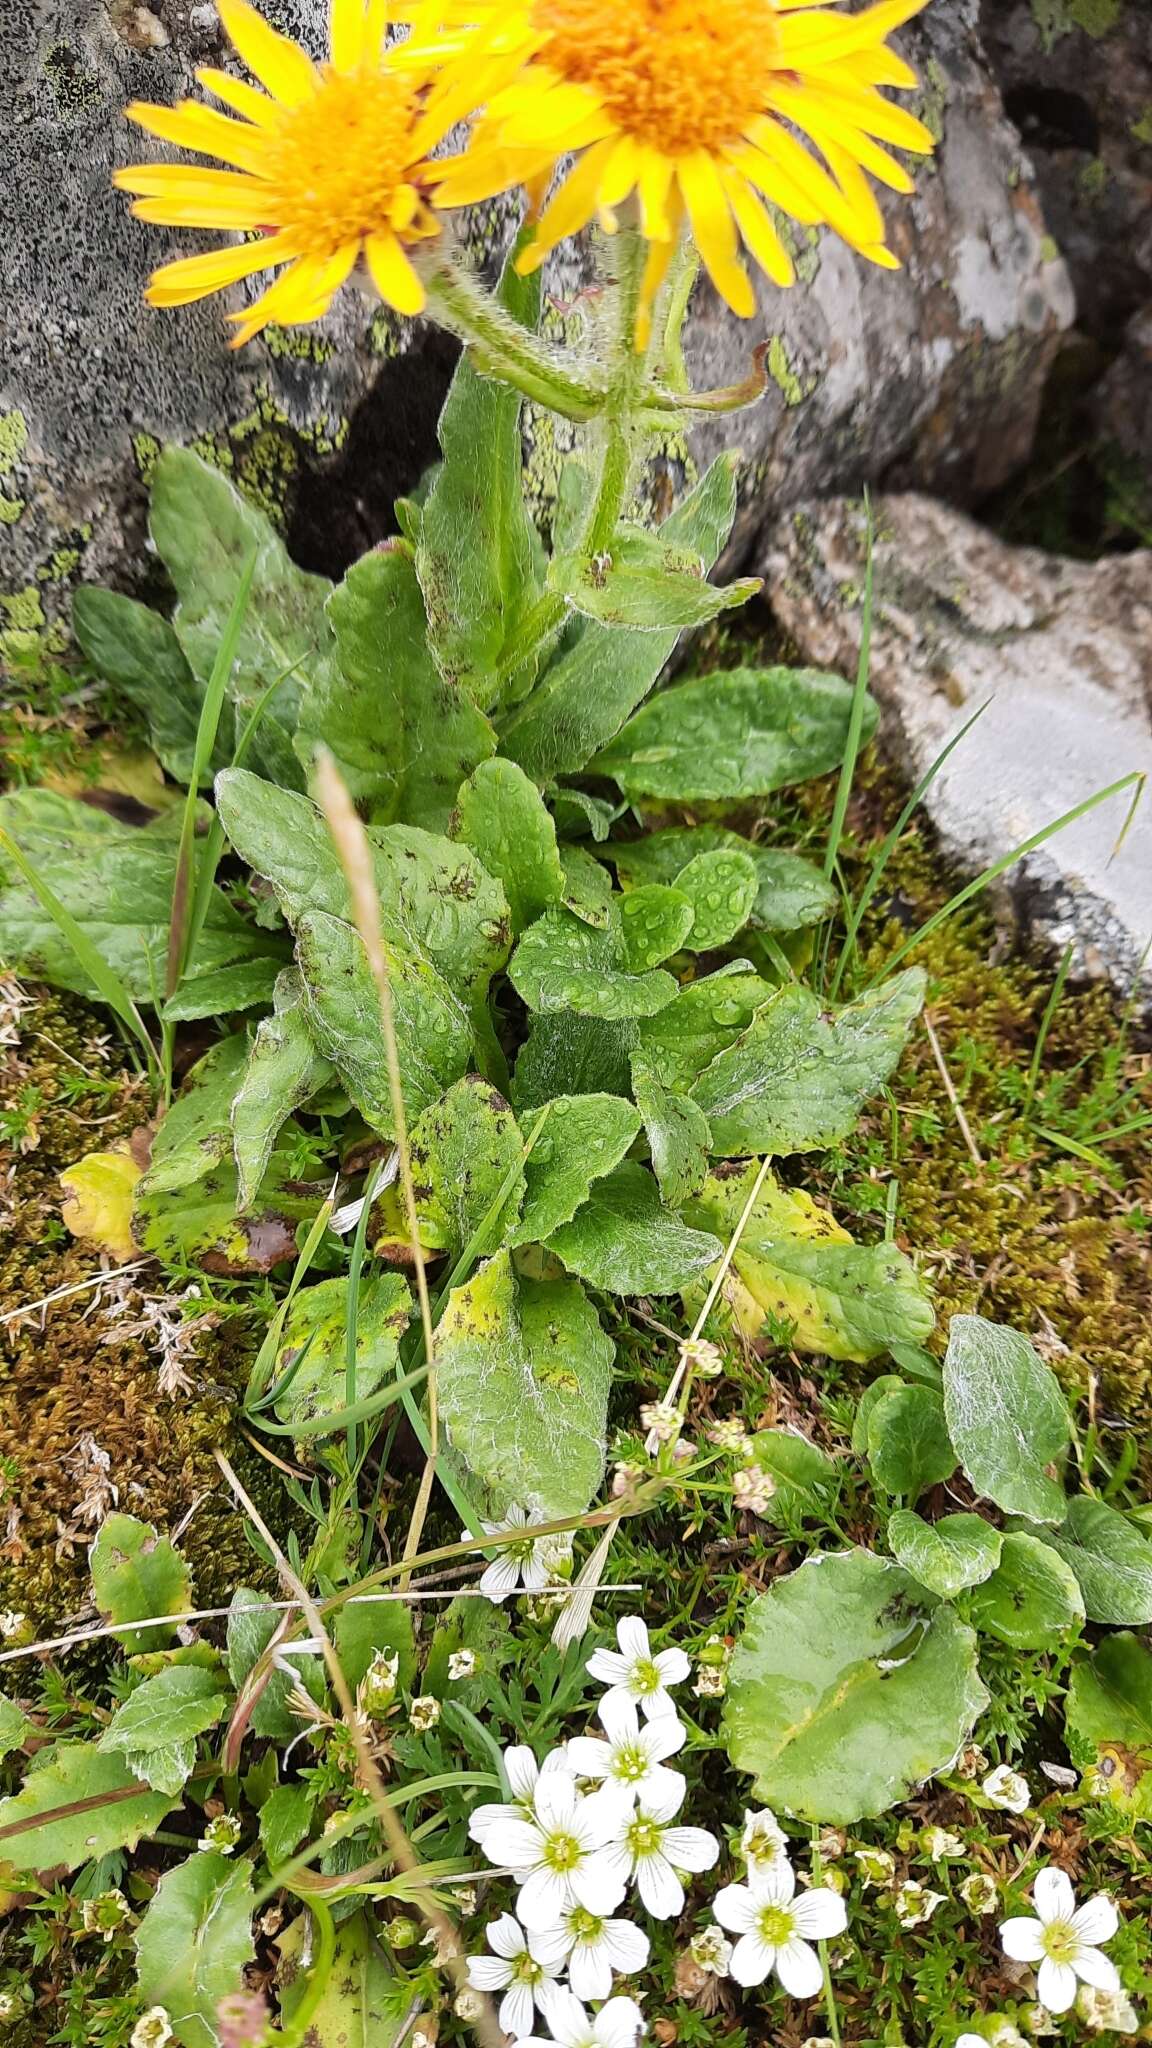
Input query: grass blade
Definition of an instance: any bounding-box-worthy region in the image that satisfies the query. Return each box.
[823,492,875,885]
[0,826,158,1074]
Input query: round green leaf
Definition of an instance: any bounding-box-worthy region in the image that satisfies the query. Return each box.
[942,1315,1071,1524]
[888,1511,1002,1598]
[1042,1498,1152,1625]
[135,1851,255,2048]
[673,849,758,950]
[722,1549,988,1823]
[968,1531,1085,1648]
[617,885,695,972]
[546,1162,722,1296]
[866,1385,957,1499]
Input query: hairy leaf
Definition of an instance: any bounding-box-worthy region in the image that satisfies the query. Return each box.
[135,1851,255,2048]
[99,1668,226,1791]
[631,1061,711,1207]
[512,1013,637,1112]
[162,955,285,1022]
[551,525,757,629]
[452,757,565,934]
[617,884,695,971]
[72,585,229,786]
[723,1550,987,1823]
[410,1075,526,1253]
[274,1273,411,1436]
[635,966,774,1093]
[691,970,925,1156]
[546,1161,722,1296]
[593,665,878,801]
[672,850,758,950]
[969,1531,1085,1648]
[511,1093,642,1244]
[1039,1498,1152,1625]
[437,1251,613,1518]
[89,1513,191,1656]
[887,1511,1002,1599]
[142,1035,250,1197]
[865,1384,956,1498]
[942,1315,1071,1524]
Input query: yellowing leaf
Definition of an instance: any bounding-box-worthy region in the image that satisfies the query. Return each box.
[59,1146,142,1261]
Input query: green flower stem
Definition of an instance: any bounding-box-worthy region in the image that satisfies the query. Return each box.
[425,260,609,421]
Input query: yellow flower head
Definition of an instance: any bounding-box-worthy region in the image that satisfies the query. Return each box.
[422,0,935,338]
[115,0,471,345]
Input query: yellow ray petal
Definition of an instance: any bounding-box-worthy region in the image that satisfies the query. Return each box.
[773,88,915,192]
[125,99,272,175]
[217,0,319,106]
[844,46,919,88]
[802,76,935,154]
[744,121,877,246]
[730,136,823,223]
[195,66,279,127]
[145,231,298,305]
[329,0,365,71]
[519,137,617,271]
[496,79,610,147]
[365,230,427,314]
[677,151,755,319]
[637,147,674,241]
[129,194,271,228]
[779,0,925,63]
[816,136,887,247]
[724,172,796,289]
[598,134,641,210]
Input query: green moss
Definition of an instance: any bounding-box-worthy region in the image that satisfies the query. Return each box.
[1,587,45,634]
[0,411,28,477]
[35,545,83,585]
[1032,0,1122,44]
[262,323,335,365]
[0,496,24,526]
[132,431,162,484]
[41,39,102,113]
[919,58,950,146]
[1078,158,1110,201]
[765,334,816,409]
[1132,105,1152,145]
[191,387,349,530]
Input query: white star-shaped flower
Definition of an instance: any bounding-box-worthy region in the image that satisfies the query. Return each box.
[465,1504,572,1604]
[468,1743,573,1856]
[483,1771,625,1927]
[465,1912,563,2040]
[999,1867,1120,2015]
[528,1900,650,2002]
[740,1805,790,1877]
[713,1859,847,1996]
[597,1776,719,1919]
[567,1693,686,1809]
[586,1615,690,1722]
[520,1987,645,2048]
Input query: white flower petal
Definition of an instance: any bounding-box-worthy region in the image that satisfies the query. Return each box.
[467,1955,513,1990]
[519,1866,574,1928]
[637,1850,684,1919]
[598,1693,642,1743]
[468,1799,519,1844]
[527,1924,572,1970]
[639,1685,679,1721]
[505,1747,541,1802]
[644,1763,687,1810]
[568,1941,613,2003]
[570,1848,628,1914]
[500,1981,537,2039]
[1036,1957,1078,2013]
[729,1931,773,1986]
[642,1777,687,1825]
[641,1716,686,1763]
[601,1918,650,1972]
[751,1859,796,1907]
[792,1887,848,1941]
[713,1882,759,1934]
[1033,1867,1076,1926]
[587,1649,631,1687]
[1000,1916,1046,1963]
[479,1553,522,1601]
[1071,1946,1121,1994]
[654,1646,691,1685]
[660,1824,719,1874]
[581,1784,634,1839]
[1071,1895,1119,1947]
[539,1987,591,2048]
[568,1735,613,1780]
[485,1912,527,1961]
[594,1996,645,2048]
[485,1818,543,1870]
[616,1616,651,1662]
[776,1935,824,2000]
[535,1774,580,1832]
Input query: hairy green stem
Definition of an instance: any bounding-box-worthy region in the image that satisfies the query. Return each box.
[425,261,609,421]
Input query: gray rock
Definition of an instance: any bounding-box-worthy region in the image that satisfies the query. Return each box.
[2,0,1073,634]
[760,493,1152,1008]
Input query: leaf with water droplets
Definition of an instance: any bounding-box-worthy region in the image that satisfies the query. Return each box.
[617,884,695,971]
[409,1075,526,1254]
[509,906,678,1021]
[512,1093,642,1244]
[611,826,837,933]
[452,757,565,935]
[546,1161,722,1296]
[673,849,758,950]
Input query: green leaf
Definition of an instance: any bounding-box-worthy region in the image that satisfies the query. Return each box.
[0,1744,177,1879]
[631,1060,711,1207]
[617,884,695,971]
[273,1273,412,1437]
[452,757,564,935]
[437,1250,613,1517]
[232,971,334,1210]
[417,262,542,710]
[0,1695,29,1765]
[851,1376,905,1456]
[1039,1498,1152,1625]
[227,1587,325,1742]
[512,1014,637,1112]
[723,1549,988,1824]
[162,956,284,1023]
[550,525,758,630]
[142,1036,251,1198]
[276,1907,398,2048]
[683,1165,935,1364]
[552,787,617,843]
[749,1429,841,1521]
[135,1851,255,2048]
[500,454,738,781]
[691,970,925,1156]
[509,907,677,1021]
[423,1594,515,1702]
[558,844,614,928]
[1065,1634,1152,1821]
[410,1075,525,1254]
[672,850,758,950]
[333,1596,416,1695]
[72,585,228,786]
[865,1385,956,1498]
[594,665,879,801]
[305,546,495,829]
[635,966,774,1093]
[296,908,473,1135]
[887,1511,1003,1599]
[0,797,273,1004]
[611,828,836,934]
[510,1093,641,1244]
[135,1142,320,1275]
[260,1781,317,1869]
[89,1513,191,1656]
[942,1315,1071,1524]
[215,770,511,1002]
[100,1667,225,1757]
[150,446,333,790]
[969,1530,1085,1648]
[546,1161,722,1296]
